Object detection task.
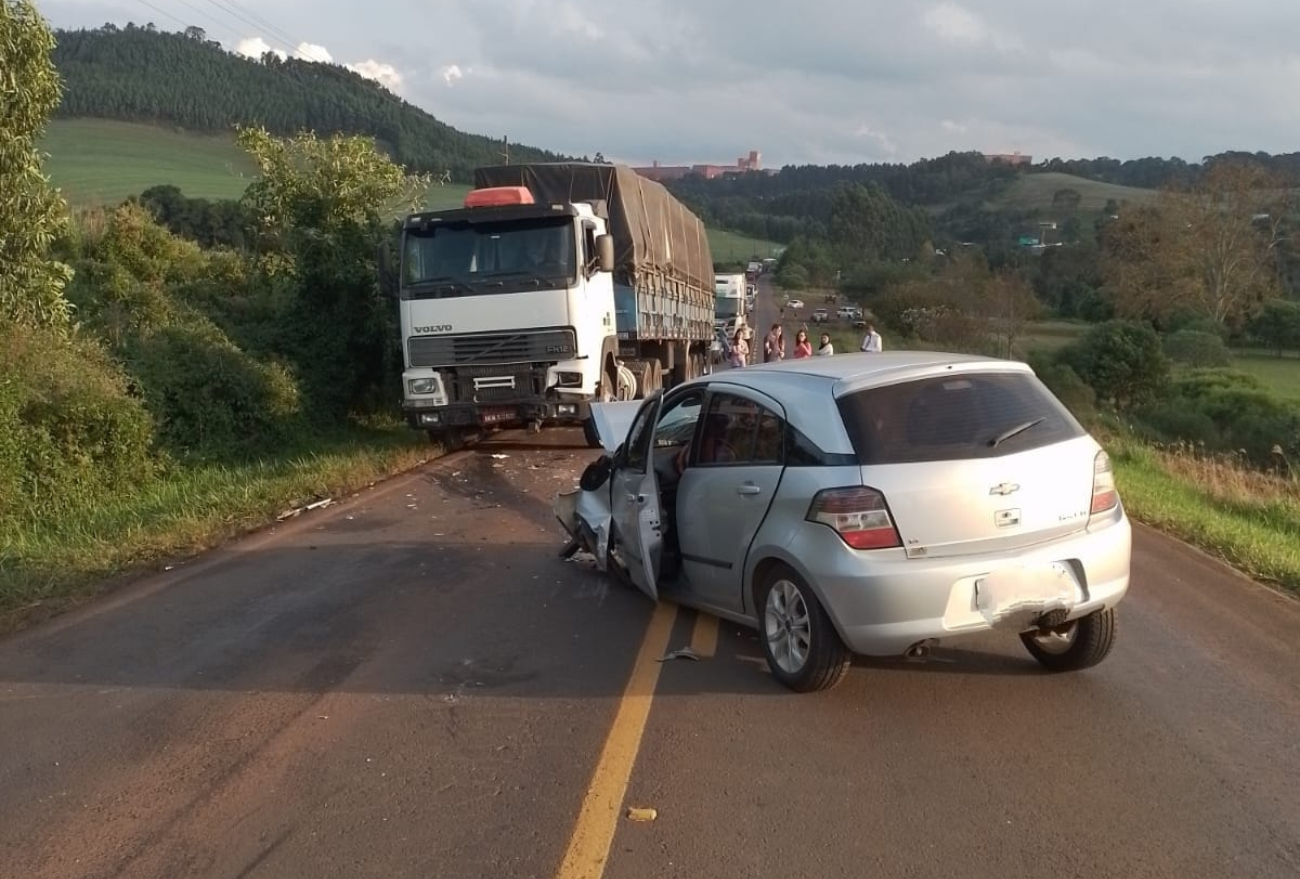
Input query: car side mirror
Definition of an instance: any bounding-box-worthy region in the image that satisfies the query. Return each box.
[596,234,615,273]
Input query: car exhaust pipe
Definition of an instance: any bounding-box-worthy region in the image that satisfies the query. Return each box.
[904,639,938,659]
[1035,609,1070,630]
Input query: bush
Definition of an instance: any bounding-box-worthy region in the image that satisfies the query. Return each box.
[1134,368,1300,462]
[1163,329,1232,367]
[1060,320,1169,410]
[124,318,303,459]
[0,325,155,520]
[1026,352,1098,423]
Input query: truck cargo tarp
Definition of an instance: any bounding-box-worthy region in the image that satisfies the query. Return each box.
[474,163,713,292]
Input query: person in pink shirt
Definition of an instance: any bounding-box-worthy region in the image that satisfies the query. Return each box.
[792,328,813,359]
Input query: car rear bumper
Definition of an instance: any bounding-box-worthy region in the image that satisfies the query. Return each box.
[764,510,1132,657]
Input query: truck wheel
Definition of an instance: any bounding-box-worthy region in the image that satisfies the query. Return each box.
[428,428,466,452]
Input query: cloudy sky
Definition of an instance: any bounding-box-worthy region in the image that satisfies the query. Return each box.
[36,0,1300,167]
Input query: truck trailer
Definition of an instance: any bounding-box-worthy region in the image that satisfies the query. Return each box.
[390,162,715,447]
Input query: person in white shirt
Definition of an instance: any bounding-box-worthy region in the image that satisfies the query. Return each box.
[817,333,834,356]
[860,323,883,353]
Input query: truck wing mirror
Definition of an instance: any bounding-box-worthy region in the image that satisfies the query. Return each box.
[596,234,615,273]
[376,243,398,299]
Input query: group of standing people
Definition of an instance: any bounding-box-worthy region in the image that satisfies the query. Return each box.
[729,322,879,368]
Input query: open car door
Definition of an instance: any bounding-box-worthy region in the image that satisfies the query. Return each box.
[609,392,664,601]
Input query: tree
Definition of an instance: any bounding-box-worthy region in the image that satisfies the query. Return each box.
[0,0,73,332]
[239,127,429,417]
[1060,320,1169,410]
[983,271,1041,358]
[1052,188,1082,213]
[182,25,205,41]
[1248,299,1300,356]
[1103,160,1292,328]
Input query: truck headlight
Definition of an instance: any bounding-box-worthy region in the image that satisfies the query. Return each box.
[408,378,438,395]
[555,371,583,388]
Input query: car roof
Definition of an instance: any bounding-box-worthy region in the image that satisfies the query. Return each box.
[689,352,1034,454]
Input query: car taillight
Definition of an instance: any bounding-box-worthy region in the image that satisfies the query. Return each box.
[1090,450,1119,516]
[807,486,901,550]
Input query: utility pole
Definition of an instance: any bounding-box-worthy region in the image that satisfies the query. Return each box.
[501,136,510,165]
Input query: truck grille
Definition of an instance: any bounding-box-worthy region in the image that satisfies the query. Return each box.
[447,364,546,403]
[408,328,577,368]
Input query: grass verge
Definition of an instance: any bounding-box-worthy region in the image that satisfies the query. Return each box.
[0,424,436,631]
[1107,435,1300,593]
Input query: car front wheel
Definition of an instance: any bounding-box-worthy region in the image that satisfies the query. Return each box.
[1020,608,1117,672]
[758,565,850,692]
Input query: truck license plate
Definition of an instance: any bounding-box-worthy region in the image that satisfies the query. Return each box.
[480,406,515,424]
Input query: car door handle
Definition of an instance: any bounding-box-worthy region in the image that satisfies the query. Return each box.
[736,484,762,496]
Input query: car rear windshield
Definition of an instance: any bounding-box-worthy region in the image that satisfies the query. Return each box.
[836,371,1086,464]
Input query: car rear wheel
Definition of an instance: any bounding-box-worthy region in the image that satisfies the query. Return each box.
[1020,608,1117,672]
[758,565,850,692]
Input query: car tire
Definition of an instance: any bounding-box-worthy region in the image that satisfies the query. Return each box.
[757,564,850,692]
[1020,608,1117,672]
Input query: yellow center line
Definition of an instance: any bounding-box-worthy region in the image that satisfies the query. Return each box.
[555,601,678,879]
[689,611,719,659]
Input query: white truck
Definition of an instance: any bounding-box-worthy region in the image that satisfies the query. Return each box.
[713,272,750,341]
[387,163,715,447]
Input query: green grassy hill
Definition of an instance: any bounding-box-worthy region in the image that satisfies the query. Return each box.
[994,171,1157,212]
[40,118,774,257]
[43,119,253,206]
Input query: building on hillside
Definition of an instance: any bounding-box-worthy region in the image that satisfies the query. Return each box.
[983,151,1033,166]
[633,150,768,182]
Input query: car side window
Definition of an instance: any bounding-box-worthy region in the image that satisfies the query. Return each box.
[621,398,659,472]
[654,390,704,449]
[696,392,784,466]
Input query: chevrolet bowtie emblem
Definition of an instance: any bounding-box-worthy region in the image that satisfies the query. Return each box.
[989,482,1020,496]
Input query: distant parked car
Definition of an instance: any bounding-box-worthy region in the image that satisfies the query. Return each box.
[811,308,829,323]
[786,298,805,310]
[561,352,1131,692]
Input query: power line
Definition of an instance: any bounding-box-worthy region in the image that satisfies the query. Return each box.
[200,0,332,63]
[212,0,314,59]
[166,0,247,43]
[130,0,195,33]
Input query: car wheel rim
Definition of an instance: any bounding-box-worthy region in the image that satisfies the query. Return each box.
[1029,622,1078,655]
[764,579,811,674]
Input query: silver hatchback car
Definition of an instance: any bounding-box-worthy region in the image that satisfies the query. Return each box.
[557,352,1131,692]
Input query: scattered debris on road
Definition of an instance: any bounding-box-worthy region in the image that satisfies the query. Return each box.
[658,647,700,663]
[626,807,658,822]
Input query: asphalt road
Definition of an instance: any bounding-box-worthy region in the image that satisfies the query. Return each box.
[3,291,1299,878]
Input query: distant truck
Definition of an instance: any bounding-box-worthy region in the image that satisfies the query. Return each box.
[388,162,715,447]
[714,272,753,342]
[746,260,762,280]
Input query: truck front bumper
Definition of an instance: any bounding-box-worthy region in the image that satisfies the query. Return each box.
[404,398,589,431]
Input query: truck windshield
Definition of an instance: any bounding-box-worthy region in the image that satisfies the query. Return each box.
[401,218,576,298]
[715,297,743,318]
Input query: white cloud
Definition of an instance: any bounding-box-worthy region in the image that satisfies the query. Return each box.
[294,42,332,63]
[941,119,968,134]
[235,37,284,61]
[349,59,403,93]
[441,64,465,85]
[853,123,898,156]
[922,3,987,45]
[230,35,402,93]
